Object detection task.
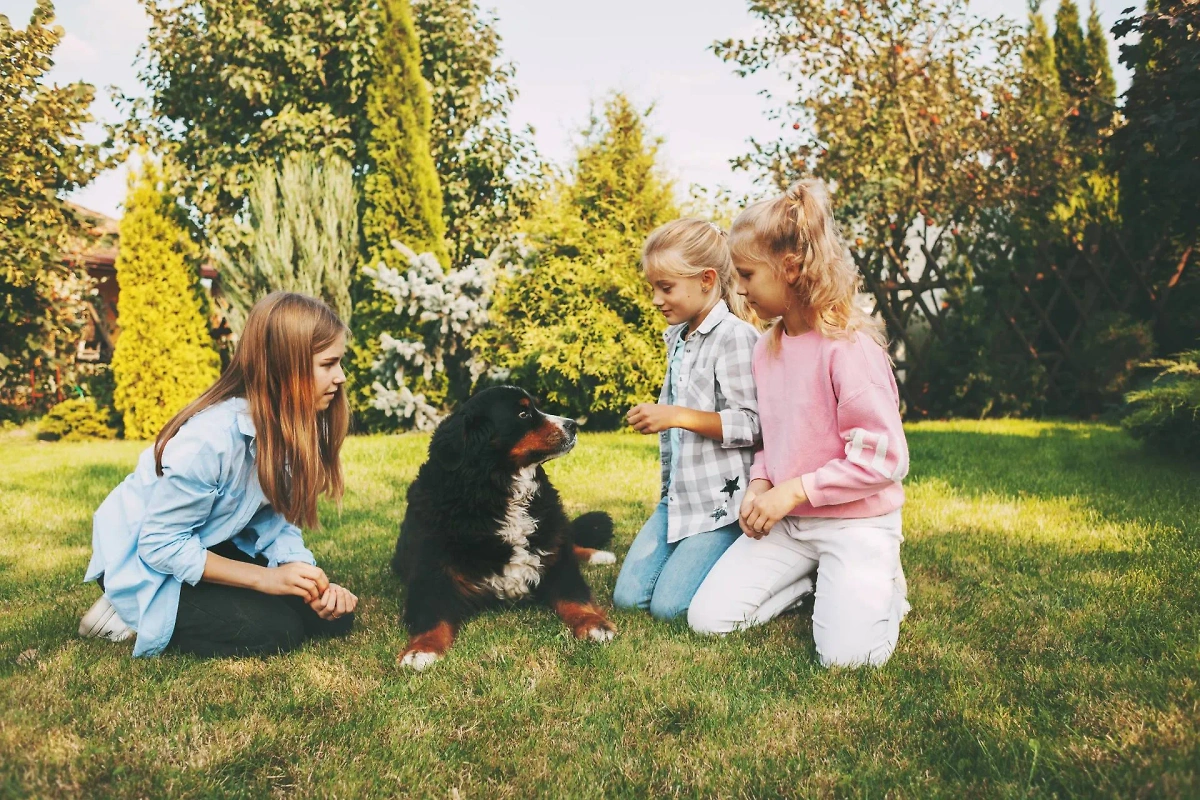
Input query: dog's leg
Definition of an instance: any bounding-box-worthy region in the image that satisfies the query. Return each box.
[398,620,458,670]
[398,571,472,670]
[572,545,616,566]
[552,598,615,642]
[538,552,615,643]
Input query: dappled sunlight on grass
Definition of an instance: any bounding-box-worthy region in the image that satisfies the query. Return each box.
[1,421,1197,797]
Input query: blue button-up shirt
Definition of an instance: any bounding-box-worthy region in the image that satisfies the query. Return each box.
[85,397,316,657]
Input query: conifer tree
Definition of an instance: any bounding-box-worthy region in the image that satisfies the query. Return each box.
[476,94,678,426]
[1083,1,1116,134]
[1053,0,1088,101]
[351,0,447,429]
[111,164,220,440]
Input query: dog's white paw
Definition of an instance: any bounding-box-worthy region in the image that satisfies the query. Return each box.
[399,650,441,670]
[587,550,617,565]
[585,626,615,643]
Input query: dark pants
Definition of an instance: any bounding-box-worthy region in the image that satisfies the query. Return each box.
[168,540,353,658]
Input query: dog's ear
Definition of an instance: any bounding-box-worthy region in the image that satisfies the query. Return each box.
[431,410,491,472]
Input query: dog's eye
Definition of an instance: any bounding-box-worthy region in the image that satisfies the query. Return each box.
[518,410,531,420]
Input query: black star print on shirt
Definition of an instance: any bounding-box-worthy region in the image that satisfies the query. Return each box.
[721,476,740,499]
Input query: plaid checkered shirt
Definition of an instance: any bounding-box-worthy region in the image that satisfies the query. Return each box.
[657,299,761,543]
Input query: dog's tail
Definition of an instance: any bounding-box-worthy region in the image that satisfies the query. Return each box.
[571,511,613,548]
[571,512,617,566]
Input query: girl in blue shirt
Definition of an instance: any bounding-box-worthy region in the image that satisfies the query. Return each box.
[80,292,358,657]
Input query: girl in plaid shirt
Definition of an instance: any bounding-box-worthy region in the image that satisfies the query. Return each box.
[614,219,761,621]
[689,180,910,668]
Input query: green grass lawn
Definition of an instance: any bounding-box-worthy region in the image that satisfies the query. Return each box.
[1,421,1197,798]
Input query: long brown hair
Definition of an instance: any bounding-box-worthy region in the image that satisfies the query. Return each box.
[154,292,350,529]
[729,179,886,353]
[642,218,760,326]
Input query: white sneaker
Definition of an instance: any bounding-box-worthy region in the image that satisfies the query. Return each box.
[78,594,135,642]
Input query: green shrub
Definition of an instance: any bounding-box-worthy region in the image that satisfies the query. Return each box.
[1122,348,1200,458]
[1074,311,1155,415]
[111,164,221,440]
[916,290,1048,419]
[475,94,678,427]
[37,398,116,441]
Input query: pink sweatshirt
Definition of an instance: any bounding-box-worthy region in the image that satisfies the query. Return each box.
[750,328,908,518]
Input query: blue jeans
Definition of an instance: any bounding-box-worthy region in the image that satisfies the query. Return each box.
[613,499,742,620]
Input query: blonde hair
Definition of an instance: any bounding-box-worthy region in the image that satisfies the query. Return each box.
[154,292,350,529]
[729,179,885,353]
[642,218,758,325]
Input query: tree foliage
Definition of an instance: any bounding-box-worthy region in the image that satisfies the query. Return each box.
[111,165,220,440]
[414,0,543,266]
[351,0,448,430]
[120,0,375,237]
[1112,0,1200,352]
[211,153,358,334]
[477,94,678,426]
[0,1,106,417]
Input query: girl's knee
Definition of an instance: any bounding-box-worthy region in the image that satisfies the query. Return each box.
[612,575,648,611]
[648,593,688,622]
[686,589,733,635]
[813,629,897,668]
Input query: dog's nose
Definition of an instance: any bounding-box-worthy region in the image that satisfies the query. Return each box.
[562,418,578,435]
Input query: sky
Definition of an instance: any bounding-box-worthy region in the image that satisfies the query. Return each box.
[7,0,1141,220]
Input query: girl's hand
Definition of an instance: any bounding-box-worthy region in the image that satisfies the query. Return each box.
[259,562,330,602]
[626,403,680,434]
[310,583,358,621]
[741,479,806,538]
[739,478,773,539]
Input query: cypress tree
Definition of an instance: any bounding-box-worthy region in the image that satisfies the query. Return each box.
[111,164,221,440]
[351,0,448,429]
[1053,0,1089,111]
[1084,1,1116,133]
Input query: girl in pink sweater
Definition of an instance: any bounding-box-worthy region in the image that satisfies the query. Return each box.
[688,180,910,668]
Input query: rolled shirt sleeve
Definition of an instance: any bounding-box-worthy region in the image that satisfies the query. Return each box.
[714,325,761,449]
[251,508,316,568]
[135,445,220,586]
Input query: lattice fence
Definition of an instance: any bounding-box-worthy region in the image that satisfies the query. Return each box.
[858,226,1192,418]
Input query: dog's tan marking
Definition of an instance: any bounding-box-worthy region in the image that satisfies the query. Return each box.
[398,621,458,669]
[553,600,616,642]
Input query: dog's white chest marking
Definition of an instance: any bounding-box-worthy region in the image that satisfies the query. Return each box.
[483,466,545,600]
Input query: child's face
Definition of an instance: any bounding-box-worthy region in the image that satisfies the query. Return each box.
[646,267,715,327]
[735,257,792,319]
[313,333,347,411]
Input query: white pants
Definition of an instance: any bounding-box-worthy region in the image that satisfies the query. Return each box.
[688,510,909,668]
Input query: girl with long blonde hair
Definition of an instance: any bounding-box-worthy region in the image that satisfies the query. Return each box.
[614,218,762,621]
[80,292,358,657]
[688,180,911,668]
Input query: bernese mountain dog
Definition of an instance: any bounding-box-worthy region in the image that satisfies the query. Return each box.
[391,385,617,669]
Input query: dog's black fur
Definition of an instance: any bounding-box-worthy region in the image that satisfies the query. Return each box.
[391,385,616,667]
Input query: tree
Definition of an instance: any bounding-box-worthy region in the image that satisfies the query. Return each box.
[413,0,543,266]
[211,153,358,334]
[1053,0,1089,113]
[0,0,104,416]
[476,94,678,426]
[1112,0,1200,352]
[119,0,375,239]
[1084,1,1116,135]
[111,164,221,440]
[350,0,448,430]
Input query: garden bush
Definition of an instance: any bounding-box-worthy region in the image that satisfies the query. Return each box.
[1122,348,1200,458]
[36,398,116,441]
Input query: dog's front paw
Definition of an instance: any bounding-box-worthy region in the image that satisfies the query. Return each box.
[574,617,615,643]
[585,625,615,643]
[398,649,441,670]
[586,550,617,565]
